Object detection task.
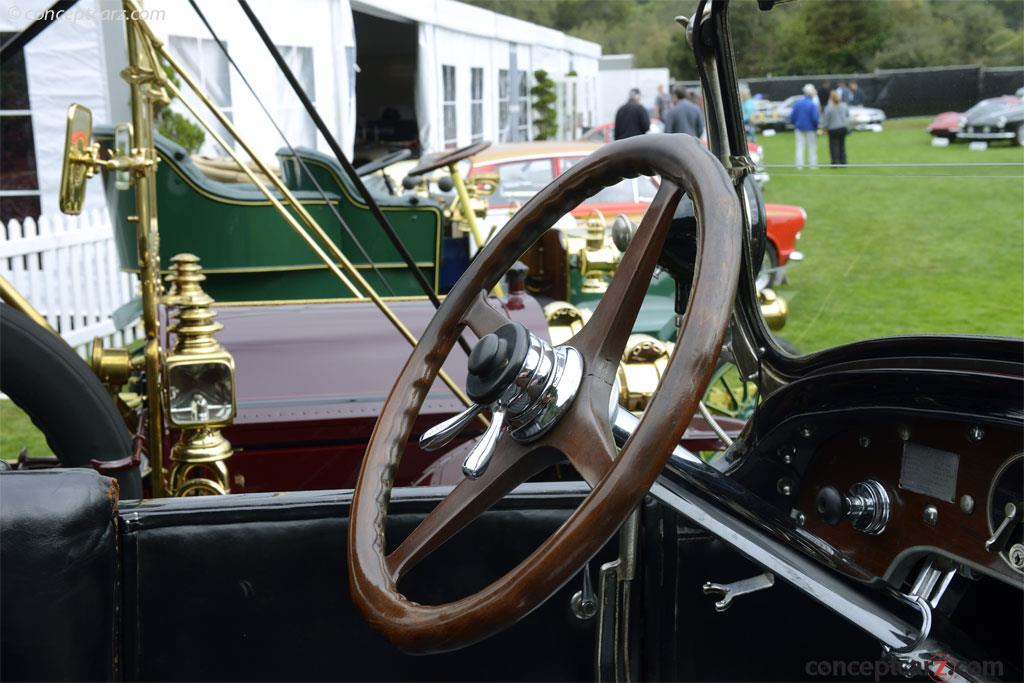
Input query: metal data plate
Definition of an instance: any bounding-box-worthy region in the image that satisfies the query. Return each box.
[899,442,960,503]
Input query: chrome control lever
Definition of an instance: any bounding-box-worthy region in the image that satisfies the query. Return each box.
[419,403,485,452]
[462,406,505,479]
[985,502,1022,553]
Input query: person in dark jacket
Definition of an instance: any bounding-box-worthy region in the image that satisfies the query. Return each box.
[663,86,705,138]
[818,80,831,110]
[614,88,650,140]
[848,80,864,105]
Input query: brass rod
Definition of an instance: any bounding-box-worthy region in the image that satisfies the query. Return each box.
[153,48,477,413]
[162,82,363,298]
[448,164,503,297]
[124,14,166,498]
[0,275,60,337]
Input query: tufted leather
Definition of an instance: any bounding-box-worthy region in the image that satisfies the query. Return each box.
[0,470,120,682]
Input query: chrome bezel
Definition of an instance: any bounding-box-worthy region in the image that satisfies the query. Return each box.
[507,343,584,443]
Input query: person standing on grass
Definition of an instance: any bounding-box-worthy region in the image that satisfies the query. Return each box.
[664,85,705,138]
[740,82,756,142]
[791,84,820,169]
[848,80,864,106]
[614,88,650,140]
[818,80,831,110]
[822,90,850,166]
[654,84,671,121]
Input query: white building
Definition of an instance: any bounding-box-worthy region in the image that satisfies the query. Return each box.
[1,0,601,222]
[597,54,670,124]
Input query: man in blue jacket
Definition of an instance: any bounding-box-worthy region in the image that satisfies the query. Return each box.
[790,84,820,168]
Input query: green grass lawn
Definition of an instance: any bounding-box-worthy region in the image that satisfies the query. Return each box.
[756,116,1024,352]
[1,400,52,460]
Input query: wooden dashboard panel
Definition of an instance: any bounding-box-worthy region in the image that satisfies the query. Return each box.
[796,417,1023,585]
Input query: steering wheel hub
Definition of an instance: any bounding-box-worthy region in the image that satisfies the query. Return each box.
[505,337,584,443]
[467,322,584,443]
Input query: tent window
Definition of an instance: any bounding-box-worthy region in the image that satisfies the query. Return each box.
[498,69,510,143]
[0,31,40,223]
[471,67,484,143]
[516,72,530,141]
[442,64,457,149]
[275,45,317,148]
[167,35,234,154]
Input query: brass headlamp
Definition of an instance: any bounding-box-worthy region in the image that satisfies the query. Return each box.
[163,254,236,429]
[566,210,622,294]
[164,254,236,496]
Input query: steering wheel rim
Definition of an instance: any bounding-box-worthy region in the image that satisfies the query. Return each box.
[348,133,742,654]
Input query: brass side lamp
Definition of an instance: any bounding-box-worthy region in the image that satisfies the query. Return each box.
[163,254,236,496]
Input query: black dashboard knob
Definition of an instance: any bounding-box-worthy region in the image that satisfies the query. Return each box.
[814,481,891,535]
[816,486,847,526]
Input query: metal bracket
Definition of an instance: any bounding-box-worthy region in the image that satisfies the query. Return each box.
[702,571,774,611]
[727,155,755,185]
[595,509,640,683]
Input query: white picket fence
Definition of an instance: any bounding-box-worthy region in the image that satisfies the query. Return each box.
[1,210,142,355]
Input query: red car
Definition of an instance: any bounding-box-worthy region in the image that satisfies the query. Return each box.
[469,142,804,287]
[927,111,963,140]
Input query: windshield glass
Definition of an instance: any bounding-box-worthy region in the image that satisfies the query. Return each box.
[488,159,555,206]
[965,98,1020,119]
[731,11,1024,354]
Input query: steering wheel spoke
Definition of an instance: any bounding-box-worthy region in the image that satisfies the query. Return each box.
[570,182,683,379]
[543,375,618,487]
[386,434,558,581]
[461,291,509,339]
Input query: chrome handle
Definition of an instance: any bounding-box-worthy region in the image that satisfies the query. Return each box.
[985,502,1021,553]
[462,406,505,479]
[419,403,485,451]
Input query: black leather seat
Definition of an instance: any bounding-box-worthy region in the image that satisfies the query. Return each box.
[1,469,120,682]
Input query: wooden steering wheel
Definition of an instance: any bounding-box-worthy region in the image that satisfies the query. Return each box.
[348,134,742,654]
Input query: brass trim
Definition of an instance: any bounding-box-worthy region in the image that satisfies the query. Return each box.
[124,261,436,275]
[0,275,60,337]
[216,294,446,308]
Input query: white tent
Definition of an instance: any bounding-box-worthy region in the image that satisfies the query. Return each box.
[3,0,600,221]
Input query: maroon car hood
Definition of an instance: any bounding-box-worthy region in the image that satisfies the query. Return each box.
[200,297,549,425]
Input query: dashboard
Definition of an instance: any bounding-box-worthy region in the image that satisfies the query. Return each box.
[796,416,1022,586]
[733,367,1024,589]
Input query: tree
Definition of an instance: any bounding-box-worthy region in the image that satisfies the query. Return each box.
[155,61,206,154]
[466,0,1023,77]
[531,69,558,140]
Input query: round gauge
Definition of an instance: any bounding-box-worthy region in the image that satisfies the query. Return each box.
[987,453,1023,574]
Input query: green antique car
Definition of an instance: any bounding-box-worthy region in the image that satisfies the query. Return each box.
[96,130,453,304]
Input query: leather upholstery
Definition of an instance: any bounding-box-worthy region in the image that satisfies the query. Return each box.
[119,483,613,681]
[0,470,120,682]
